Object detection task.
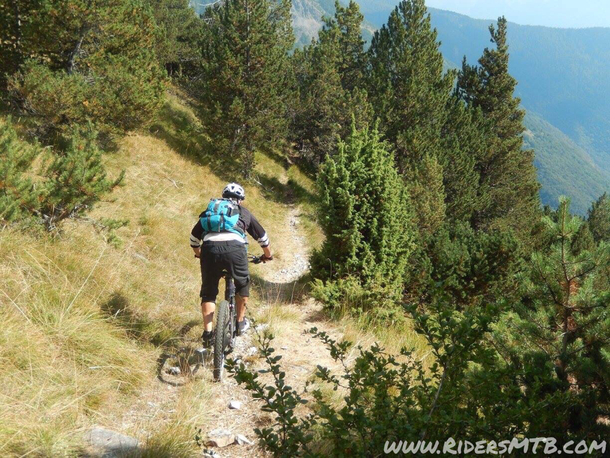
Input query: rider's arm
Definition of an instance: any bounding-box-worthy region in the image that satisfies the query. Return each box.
[190,220,203,257]
[241,208,272,259]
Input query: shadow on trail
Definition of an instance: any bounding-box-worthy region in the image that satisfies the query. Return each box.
[255,172,317,206]
[155,319,205,387]
[101,292,171,347]
[250,273,310,305]
[99,292,205,387]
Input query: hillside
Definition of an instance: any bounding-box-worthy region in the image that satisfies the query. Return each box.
[0,93,428,456]
[524,111,610,215]
[426,7,610,178]
[0,94,319,455]
[3,2,608,452]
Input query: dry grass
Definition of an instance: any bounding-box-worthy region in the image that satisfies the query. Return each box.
[338,314,431,358]
[0,94,314,456]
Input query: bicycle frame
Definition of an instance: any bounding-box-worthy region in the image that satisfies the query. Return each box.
[223,274,237,352]
[211,255,265,381]
[224,274,236,303]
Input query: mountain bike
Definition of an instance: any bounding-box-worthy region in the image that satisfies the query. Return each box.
[213,254,267,381]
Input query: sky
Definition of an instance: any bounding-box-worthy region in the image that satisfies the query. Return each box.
[424,0,610,28]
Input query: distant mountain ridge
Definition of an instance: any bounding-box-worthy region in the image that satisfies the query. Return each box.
[191,0,375,46]
[426,8,610,172]
[524,111,610,214]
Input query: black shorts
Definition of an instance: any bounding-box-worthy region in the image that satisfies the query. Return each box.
[200,241,250,302]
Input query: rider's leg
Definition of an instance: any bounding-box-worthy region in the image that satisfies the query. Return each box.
[202,301,216,332]
[236,295,248,323]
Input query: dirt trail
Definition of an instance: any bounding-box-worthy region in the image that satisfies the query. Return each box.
[204,299,341,457]
[107,204,342,457]
[202,206,340,457]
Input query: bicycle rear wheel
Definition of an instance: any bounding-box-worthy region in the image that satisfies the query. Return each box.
[213,300,231,381]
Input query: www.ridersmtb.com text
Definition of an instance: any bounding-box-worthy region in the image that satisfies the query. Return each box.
[384,438,606,455]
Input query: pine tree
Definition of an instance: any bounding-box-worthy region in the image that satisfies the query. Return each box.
[438,98,487,223]
[41,125,123,228]
[407,153,446,236]
[147,0,203,76]
[494,197,610,438]
[457,17,540,245]
[0,117,41,224]
[367,0,455,240]
[334,0,366,92]
[291,0,371,167]
[313,123,415,310]
[199,0,294,177]
[587,193,610,244]
[292,23,345,165]
[0,0,41,89]
[6,0,166,136]
[367,0,454,171]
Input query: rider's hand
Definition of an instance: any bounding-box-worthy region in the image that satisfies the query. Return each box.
[193,247,201,259]
[261,254,273,263]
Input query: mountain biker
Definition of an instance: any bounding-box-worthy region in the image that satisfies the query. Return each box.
[190,183,273,348]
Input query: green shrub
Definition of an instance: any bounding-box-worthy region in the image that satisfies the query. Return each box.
[312,124,415,312]
[0,118,122,229]
[415,221,521,306]
[0,117,42,225]
[41,126,124,229]
[230,283,608,456]
[11,56,165,138]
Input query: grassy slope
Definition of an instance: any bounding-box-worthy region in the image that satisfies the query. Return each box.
[0,93,321,456]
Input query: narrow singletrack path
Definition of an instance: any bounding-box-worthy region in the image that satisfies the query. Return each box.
[109,205,344,457]
[201,207,341,457]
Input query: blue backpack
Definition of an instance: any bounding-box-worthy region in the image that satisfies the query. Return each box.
[200,199,245,238]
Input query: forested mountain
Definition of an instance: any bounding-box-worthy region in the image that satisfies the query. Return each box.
[192,0,610,213]
[357,2,610,212]
[524,111,610,214]
[427,7,610,175]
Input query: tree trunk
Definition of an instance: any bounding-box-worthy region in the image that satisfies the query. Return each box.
[67,30,87,74]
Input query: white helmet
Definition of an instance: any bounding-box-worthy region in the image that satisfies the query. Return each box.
[222,182,245,201]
